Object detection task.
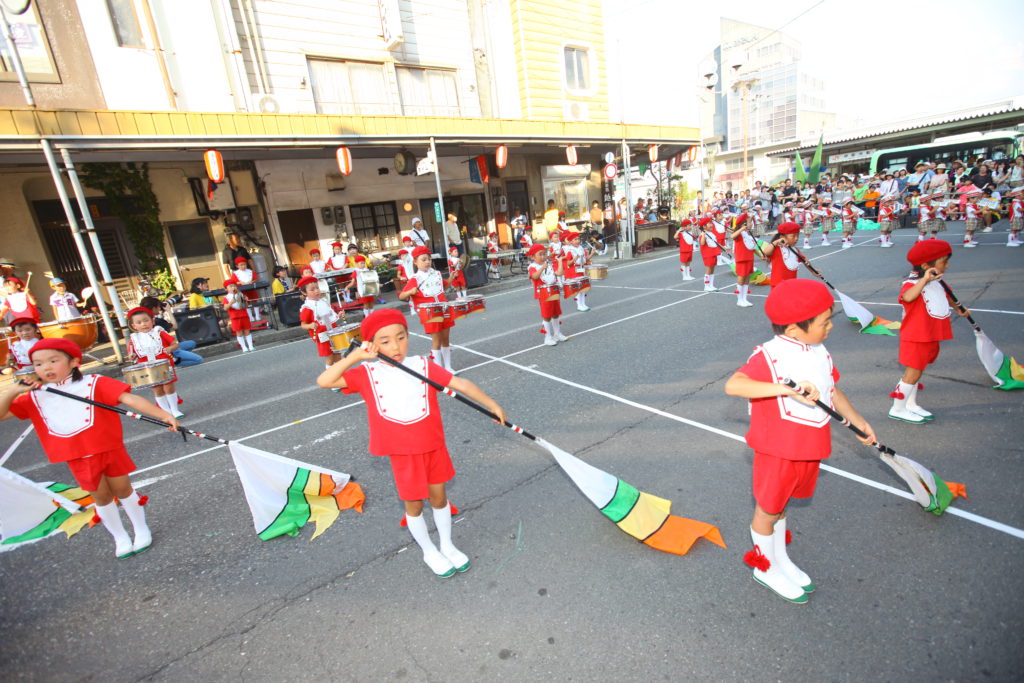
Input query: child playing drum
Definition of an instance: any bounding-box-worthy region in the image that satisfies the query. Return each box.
[399,246,456,372]
[344,246,377,317]
[297,275,345,375]
[125,307,185,419]
[528,243,568,346]
[447,247,467,300]
[0,277,40,323]
[221,277,255,353]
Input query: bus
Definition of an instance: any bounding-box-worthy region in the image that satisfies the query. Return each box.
[868,130,1023,175]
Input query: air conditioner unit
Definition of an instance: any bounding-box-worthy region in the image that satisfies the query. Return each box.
[563,101,589,122]
[250,93,294,114]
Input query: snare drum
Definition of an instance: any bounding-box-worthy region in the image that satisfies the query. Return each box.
[563,279,581,298]
[328,323,362,353]
[538,284,561,302]
[356,269,380,298]
[464,295,486,314]
[13,366,39,384]
[122,359,173,389]
[450,299,471,319]
[586,264,608,280]
[576,275,591,293]
[419,301,448,323]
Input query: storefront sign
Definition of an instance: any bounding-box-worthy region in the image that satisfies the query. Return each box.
[433,201,442,223]
[827,149,876,164]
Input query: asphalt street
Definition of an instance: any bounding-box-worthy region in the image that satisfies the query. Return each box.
[1,223,1022,681]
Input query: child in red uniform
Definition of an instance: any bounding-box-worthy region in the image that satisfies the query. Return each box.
[395,248,416,314]
[126,307,184,419]
[486,232,502,280]
[318,309,505,577]
[308,248,328,275]
[221,276,254,352]
[297,276,343,372]
[562,231,590,312]
[730,213,756,308]
[759,222,800,288]
[888,240,969,424]
[0,338,178,558]
[4,317,40,373]
[527,243,568,346]
[0,277,40,323]
[400,246,456,371]
[697,217,726,292]
[446,247,467,300]
[725,279,875,603]
[674,219,696,281]
[344,246,376,318]
[232,256,261,322]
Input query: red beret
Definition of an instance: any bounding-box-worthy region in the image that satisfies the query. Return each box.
[907,240,952,266]
[679,219,692,227]
[361,308,407,342]
[234,256,248,264]
[402,235,413,242]
[765,279,834,325]
[527,244,546,256]
[5,277,23,287]
[222,276,239,288]
[697,217,712,227]
[296,276,319,289]
[397,249,408,256]
[126,306,153,319]
[548,231,561,240]
[10,317,37,328]
[564,230,580,241]
[777,221,800,235]
[29,338,81,362]
[733,213,749,225]
[309,248,321,255]
[412,246,431,259]
[331,241,343,248]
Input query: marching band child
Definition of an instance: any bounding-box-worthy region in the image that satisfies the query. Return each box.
[395,248,416,314]
[1008,188,1023,247]
[49,278,82,321]
[730,213,757,308]
[840,198,860,249]
[816,197,838,247]
[232,256,261,322]
[308,248,328,274]
[888,240,969,424]
[328,242,352,301]
[519,228,534,249]
[674,219,696,281]
[916,193,940,241]
[447,246,468,300]
[399,246,456,372]
[546,229,563,266]
[221,276,255,353]
[486,232,502,280]
[759,222,801,288]
[297,275,343,372]
[317,308,506,578]
[781,201,796,226]
[125,306,185,419]
[1,338,178,558]
[962,189,983,248]
[876,195,898,248]
[725,278,875,603]
[0,277,40,323]
[562,231,591,312]
[799,200,815,249]
[527,243,568,346]
[344,246,376,317]
[697,217,727,292]
[4,317,40,373]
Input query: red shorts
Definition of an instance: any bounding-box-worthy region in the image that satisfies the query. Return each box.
[752,452,821,515]
[734,259,754,277]
[65,447,136,492]
[229,311,251,333]
[701,251,719,268]
[678,249,693,264]
[899,340,941,370]
[449,272,467,289]
[388,446,456,500]
[539,298,562,319]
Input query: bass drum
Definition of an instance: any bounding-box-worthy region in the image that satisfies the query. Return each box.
[37,314,99,351]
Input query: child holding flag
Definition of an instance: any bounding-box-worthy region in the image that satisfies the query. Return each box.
[317,309,505,578]
[0,338,179,558]
[725,279,875,603]
[674,219,696,281]
[730,213,757,307]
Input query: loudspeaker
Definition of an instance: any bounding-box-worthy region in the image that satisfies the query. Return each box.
[464,260,488,288]
[174,306,224,345]
[276,290,304,326]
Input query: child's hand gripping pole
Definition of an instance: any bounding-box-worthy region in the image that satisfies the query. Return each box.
[781,378,948,511]
[29,384,230,445]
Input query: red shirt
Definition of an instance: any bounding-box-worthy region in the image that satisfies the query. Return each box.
[677,231,695,256]
[769,246,799,287]
[528,262,558,299]
[342,356,454,455]
[10,375,132,463]
[899,280,953,343]
[733,231,756,262]
[738,341,840,461]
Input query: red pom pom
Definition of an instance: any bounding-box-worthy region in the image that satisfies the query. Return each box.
[743,546,770,571]
[918,383,924,390]
[137,495,149,506]
[889,390,904,399]
[539,327,545,334]
[399,502,458,527]
[91,511,101,525]
[785,529,792,545]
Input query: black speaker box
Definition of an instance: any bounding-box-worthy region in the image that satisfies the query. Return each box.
[276,290,304,326]
[173,306,224,346]
[464,260,488,288]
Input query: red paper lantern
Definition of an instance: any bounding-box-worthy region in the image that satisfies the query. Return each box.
[203,149,225,184]
[336,146,353,176]
[648,144,658,163]
[688,145,698,163]
[566,145,577,166]
[495,144,508,169]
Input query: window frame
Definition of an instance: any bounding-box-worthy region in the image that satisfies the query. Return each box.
[306,57,393,116]
[106,0,146,49]
[395,64,461,117]
[561,43,595,95]
[0,3,60,84]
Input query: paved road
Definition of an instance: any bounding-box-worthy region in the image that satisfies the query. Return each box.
[1,224,1022,681]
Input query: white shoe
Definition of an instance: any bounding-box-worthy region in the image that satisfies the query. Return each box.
[577,306,591,312]
[132,527,152,555]
[963,241,977,248]
[906,384,933,421]
[982,226,993,232]
[543,335,558,346]
[1008,241,1021,248]
[773,520,813,592]
[172,410,185,419]
[115,535,134,559]
[423,549,456,578]
[703,283,714,292]
[888,406,927,424]
[821,239,830,246]
[841,242,851,249]
[440,544,470,572]
[682,273,695,281]
[747,529,808,604]
[737,298,753,307]
[554,330,569,342]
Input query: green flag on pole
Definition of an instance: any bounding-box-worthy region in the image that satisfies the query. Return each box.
[807,134,824,184]
[794,150,807,183]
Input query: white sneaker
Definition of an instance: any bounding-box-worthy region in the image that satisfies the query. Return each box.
[736,298,753,307]
[172,410,185,419]
[132,528,152,555]
[423,549,456,578]
[440,544,470,572]
[682,273,695,281]
[982,226,993,232]
[841,242,852,249]
[963,241,977,248]
[543,335,557,346]
[703,283,714,292]
[554,330,569,342]
[821,239,830,246]
[115,535,134,559]
[1008,241,1021,248]
[888,406,927,424]
[747,530,808,604]
[577,306,591,312]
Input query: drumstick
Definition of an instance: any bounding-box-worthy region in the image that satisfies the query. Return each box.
[24,271,32,290]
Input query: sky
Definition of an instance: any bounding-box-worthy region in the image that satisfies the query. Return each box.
[610,0,1024,132]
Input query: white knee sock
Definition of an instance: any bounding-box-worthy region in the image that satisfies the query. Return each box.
[432,503,455,553]
[155,394,171,413]
[120,491,150,536]
[164,392,180,414]
[708,273,715,287]
[236,335,246,349]
[544,321,555,337]
[244,334,254,351]
[440,346,452,371]
[95,501,132,554]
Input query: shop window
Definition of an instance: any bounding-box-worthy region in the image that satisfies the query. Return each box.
[0,4,58,83]
[397,66,460,117]
[349,201,399,252]
[308,58,391,115]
